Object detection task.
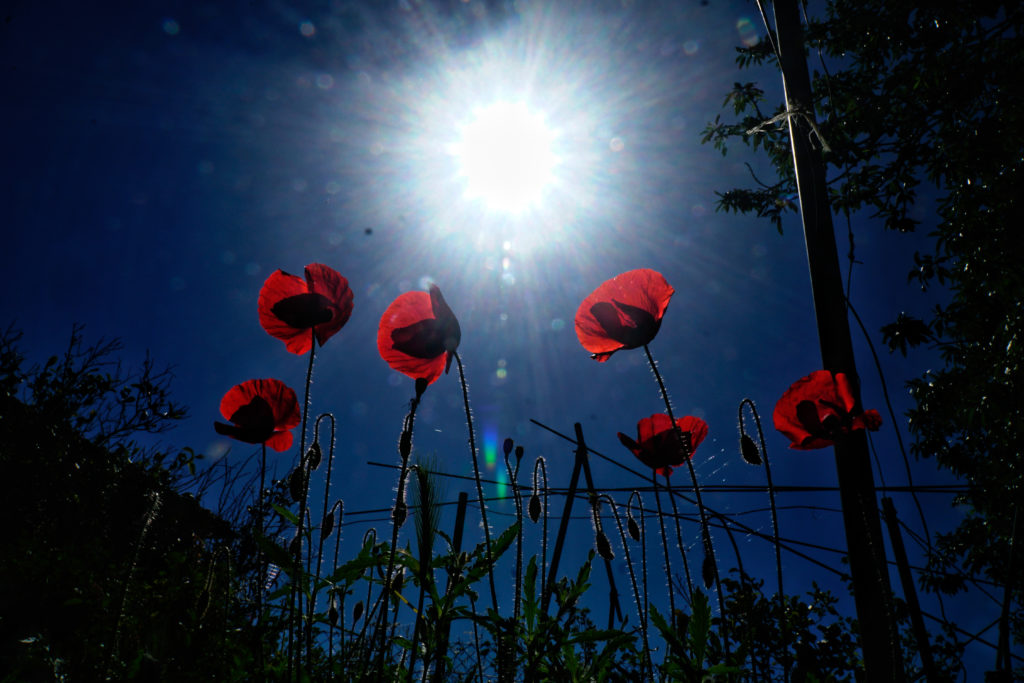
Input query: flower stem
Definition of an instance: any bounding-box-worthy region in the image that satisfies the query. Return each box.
[643,345,724,615]
[289,331,317,681]
[650,472,677,621]
[454,351,498,612]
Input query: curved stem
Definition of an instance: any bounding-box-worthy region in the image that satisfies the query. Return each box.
[741,397,789,680]
[600,494,651,679]
[454,351,498,612]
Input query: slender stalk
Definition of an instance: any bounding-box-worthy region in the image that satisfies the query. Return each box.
[627,491,649,633]
[289,330,317,680]
[599,493,652,679]
[643,345,723,613]
[532,458,550,583]
[305,414,336,660]
[453,351,498,612]
[739,397,788,678]
[650,472,677,620]
[663,476,695,603]
[376,384,424,671]
[256,444,267,680]
[504,448,524,622]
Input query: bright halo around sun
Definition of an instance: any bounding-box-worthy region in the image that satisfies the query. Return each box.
[455,102,557,212]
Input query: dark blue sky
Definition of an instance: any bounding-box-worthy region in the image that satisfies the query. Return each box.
[1,0,982,671]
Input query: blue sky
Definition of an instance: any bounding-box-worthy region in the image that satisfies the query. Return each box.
[1,0,984,672]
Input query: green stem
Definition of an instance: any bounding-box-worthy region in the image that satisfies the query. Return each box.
[454,351,498,612]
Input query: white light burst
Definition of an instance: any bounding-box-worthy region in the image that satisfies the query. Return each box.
[455,102,557,212]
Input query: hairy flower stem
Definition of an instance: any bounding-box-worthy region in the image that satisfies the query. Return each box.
[376,383,424,672]
[504,451,524,622]
[600,494,652,679]
[256,444,267,677]
[664,477,695,602]
[643,345,724,620]
[651,473,677,620]
[454,352,498,612]
[627,492,649,637]
[739,398,787,676]
[306,414,336,649]
[532,458,550,582]
[289,331,317,681]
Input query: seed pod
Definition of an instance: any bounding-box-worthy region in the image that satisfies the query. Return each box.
[352,600,364,623]
[289,534,302,557]
[740,433,762,465]
[528,494,541,523]
[503,438,514,456]
[596,531,615,561]
[288,467,306,503]
[306,441,322,470]
[515,445,524,462]
[320,510,335,540]
[627,515,641,542]
[392,499,407,528]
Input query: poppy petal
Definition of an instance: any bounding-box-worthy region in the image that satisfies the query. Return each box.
[258,270,317,354]
[305,263,354,348]
[378,290,449,385]
[215,378,300,450]
[258,264,353,354]
[575,269,674,361]
[429,284,461,353]
[833,372,858,413]
[774,370,882,449]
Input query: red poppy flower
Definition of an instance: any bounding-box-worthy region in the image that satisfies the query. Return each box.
[575,268,675,362]
[377,284,461,385]
[214,378,301,452]
[258,263,353,355]
[618,413,709,477]
[772,370,883,450]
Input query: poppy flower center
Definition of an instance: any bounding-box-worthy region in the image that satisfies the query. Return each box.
[796,400,849,440]
[391,318,448,359]
[214,396,276,444]
[589,299,659,348]
[271,293,334,330]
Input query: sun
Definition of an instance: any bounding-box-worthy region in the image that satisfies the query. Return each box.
[455,102,557,212]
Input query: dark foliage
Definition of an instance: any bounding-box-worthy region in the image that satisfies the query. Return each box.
[702,1,1024,675]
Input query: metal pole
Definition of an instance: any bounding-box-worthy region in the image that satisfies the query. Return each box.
[771,0,903,678]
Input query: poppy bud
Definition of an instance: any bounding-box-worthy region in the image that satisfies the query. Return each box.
[320,511,335,540]
[503,438,514,456]
[289,534,302,557]
[307,441,322,470]
[596,531,615,561]
[352,600,364,622]
[399,430,412,460]
[393,499,407,528]
[328,592,339,625]
[627,515,641,542]
[528,494,541,523]
[515,445,524,462]
[288,467,306,503]
[702,555,715,589]
[740,433,762,465]
[392,571,404,593]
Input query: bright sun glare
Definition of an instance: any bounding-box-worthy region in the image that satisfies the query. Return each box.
[456,102,557,212]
